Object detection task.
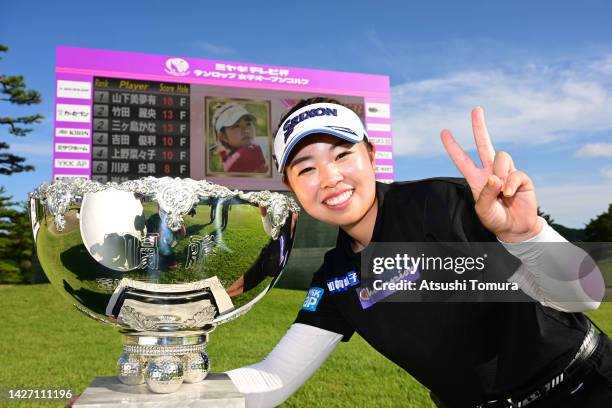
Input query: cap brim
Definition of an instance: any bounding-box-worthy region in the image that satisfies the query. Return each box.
[217,113,257,132]
[228,113,256,126]
[277,128,363,173]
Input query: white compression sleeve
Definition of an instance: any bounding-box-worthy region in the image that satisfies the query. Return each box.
[500,217,605,312]
[226,323,343,408]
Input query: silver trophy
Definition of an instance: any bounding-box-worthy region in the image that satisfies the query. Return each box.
[29,177,299,393]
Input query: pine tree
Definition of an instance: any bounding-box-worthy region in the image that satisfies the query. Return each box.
[585,204,612,242]
[1,44,43,175]
[537,207,554,224]
[0,44,42,283]
[0,187,32,283]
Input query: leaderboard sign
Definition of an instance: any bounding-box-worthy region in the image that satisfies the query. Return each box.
[90,78,190,179]
[53,46,393,190]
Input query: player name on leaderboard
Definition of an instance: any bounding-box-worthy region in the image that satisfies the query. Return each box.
[91,77,190,183]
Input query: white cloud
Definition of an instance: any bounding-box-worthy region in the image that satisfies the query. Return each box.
[601,166,612,179]
[391,56,612,157]
[9,141,52,156]
[194,41,234,56]
[575,143,612,158]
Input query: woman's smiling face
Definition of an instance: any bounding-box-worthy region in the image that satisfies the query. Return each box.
[284,133,377,228]
[220,116,256,149]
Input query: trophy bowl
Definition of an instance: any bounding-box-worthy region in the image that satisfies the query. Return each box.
[29,177,299,393]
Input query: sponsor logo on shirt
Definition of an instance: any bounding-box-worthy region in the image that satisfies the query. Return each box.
[357,267,421,309]
[326,271,360,294]
[302,287,324,312]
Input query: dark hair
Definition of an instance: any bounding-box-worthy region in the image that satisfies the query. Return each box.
[275,97,373,174]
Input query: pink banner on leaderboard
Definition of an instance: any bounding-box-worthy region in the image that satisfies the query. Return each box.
[367,96,394,183]
[375,165,394,175]
[56,46,389,97]
[368,137,393,148]
[366,121,392,133]
[375,158,394,166]
[373,144,393,152]
[52,46,393,185]
[363,99,392,142]
[374,150,393,161]
[375,174,395,184]
[364,103,391,119]
[53,73,93,179]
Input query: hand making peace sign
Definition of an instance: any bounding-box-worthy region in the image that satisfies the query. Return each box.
[440,107,543,243]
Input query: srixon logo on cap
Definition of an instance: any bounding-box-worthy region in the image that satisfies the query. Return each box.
[283,107,338,142]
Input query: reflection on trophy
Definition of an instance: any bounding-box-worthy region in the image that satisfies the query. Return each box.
[29,177,299,394]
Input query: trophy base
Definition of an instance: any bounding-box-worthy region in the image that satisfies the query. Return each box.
[118,332,211,393]
[73,374,244,407]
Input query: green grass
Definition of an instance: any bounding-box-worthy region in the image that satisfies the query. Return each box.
[2,285,612,407]
[0,284,432,407]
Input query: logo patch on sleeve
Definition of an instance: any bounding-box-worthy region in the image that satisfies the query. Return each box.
[302,287,324,311]
[326,271,360,294]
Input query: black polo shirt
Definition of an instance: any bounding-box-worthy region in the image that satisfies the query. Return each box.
[295,178,591,407]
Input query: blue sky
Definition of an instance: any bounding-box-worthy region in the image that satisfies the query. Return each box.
[2,0,611,227]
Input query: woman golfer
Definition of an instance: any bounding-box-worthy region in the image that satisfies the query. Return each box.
[227,98,612,407]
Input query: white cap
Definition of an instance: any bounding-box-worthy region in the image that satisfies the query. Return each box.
[273,102,367,173]
[214,103,257,133]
